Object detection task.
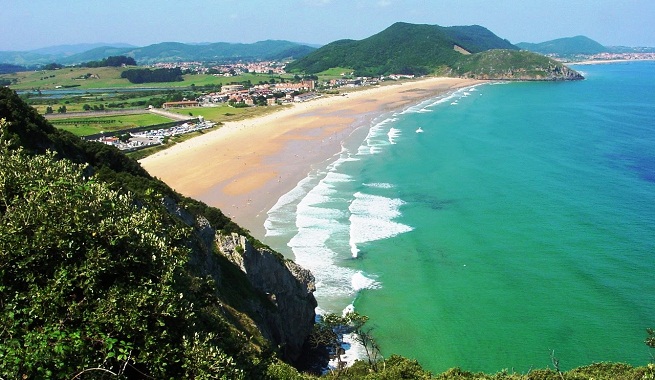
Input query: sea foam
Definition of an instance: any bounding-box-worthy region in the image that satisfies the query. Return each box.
[348,192,413,258]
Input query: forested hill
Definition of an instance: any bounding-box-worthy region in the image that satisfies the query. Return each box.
[285,22,583,81]
[0,40,316,66]
[517,35,608,56]
[61,40,317,65]
[285,22,518,76]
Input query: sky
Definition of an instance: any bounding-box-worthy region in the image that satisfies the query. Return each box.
[2,0,655,51]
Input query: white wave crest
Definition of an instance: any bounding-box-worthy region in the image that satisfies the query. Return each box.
[363,182,394,189]
[387,127,401,144]
[351,271,381,292]
[348,192,413,257]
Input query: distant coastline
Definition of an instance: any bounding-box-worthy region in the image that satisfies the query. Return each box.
[568,58,655,65]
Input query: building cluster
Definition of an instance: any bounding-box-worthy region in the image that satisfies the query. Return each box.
[150,61,205,72]
[148,59,420,109]
[94,119,215,151]
[582,52,655,61]
[193,80,318,106]
[554,52,655,63]
[149,61,286,76]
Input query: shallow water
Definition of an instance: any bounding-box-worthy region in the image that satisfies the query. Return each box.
[264,61,655,373]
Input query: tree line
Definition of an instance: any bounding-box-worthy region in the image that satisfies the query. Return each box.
[120,67,184,84]
[79,55,137,68]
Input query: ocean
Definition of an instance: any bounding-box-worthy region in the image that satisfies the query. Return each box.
[263,61,655,373]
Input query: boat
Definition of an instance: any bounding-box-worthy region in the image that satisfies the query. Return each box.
[416,127,424,133]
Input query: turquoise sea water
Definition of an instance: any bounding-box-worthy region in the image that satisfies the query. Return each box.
[263,61,655,373]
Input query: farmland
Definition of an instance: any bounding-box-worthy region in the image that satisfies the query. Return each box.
[49,113,173,136]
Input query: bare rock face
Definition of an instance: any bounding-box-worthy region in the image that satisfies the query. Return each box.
[216,233,317,363]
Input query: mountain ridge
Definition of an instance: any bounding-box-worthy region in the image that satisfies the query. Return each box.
[287,22,582,80]
[0,40,317,66]
[517,35,608,56]
[286,22,519,76]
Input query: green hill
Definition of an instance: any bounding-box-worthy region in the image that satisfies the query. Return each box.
[451,49,584,80]
[285,22,582,80]
[59,40,316,65]
[286,22,518,76]
[0,41,316,66]
[516,35,608,56]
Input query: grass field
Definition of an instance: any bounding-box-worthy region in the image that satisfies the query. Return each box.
[2,66,296,91]
[4,67,132,90]
[51,113,173,136]
[167,103,291,123]
[317,67,355,80]
[49,102,290,137]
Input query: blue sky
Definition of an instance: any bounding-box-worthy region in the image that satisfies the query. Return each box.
[2,0,654,51]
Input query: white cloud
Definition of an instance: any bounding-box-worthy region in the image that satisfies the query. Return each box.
[377,0,392,7]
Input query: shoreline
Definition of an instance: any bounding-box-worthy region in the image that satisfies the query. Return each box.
[140,76,481,238]
[568,58,655,65]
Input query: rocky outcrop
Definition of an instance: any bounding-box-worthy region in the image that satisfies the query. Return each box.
[216,233,317,363]
[452,49,585,81]
[461,64,584,81]
[163,196,317,363]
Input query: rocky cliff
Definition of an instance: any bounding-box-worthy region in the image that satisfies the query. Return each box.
[164,195,318,363]
[216,233,317,362]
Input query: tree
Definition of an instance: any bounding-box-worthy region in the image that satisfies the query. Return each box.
[57,105,66,113]
[82,104,91,111]
[45,106,53,114]
[0,121,196,377]
[646,328,655,348]
[310,312,382,373]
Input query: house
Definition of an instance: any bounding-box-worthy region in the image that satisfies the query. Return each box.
[162,100,199,108]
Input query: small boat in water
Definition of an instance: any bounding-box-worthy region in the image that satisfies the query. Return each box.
[416,127,424,133]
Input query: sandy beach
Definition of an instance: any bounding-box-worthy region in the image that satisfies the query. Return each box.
[140,77,480,236]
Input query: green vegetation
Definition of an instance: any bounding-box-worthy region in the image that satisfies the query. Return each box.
[58,40,315,65]
[286,22,517,76]
[0,87,300,378]
[121,67,184,84]
[79,55,137,68]
[516,36,608,56]
[3,66,134,90]
[287,22,583,81]
[167,102,288,123]
[451,49,584,80]
[50,113,172,136]
[0,65,295,92]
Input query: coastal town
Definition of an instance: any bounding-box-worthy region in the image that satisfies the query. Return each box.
[88,50,655,152]
[90,61,418,151]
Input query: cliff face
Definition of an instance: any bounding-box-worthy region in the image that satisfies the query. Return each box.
[165,195,318,363]
[216,233,317,362]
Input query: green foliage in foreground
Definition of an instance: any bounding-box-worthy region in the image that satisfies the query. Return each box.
[310,358,655,379]
[0,130,246,378]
